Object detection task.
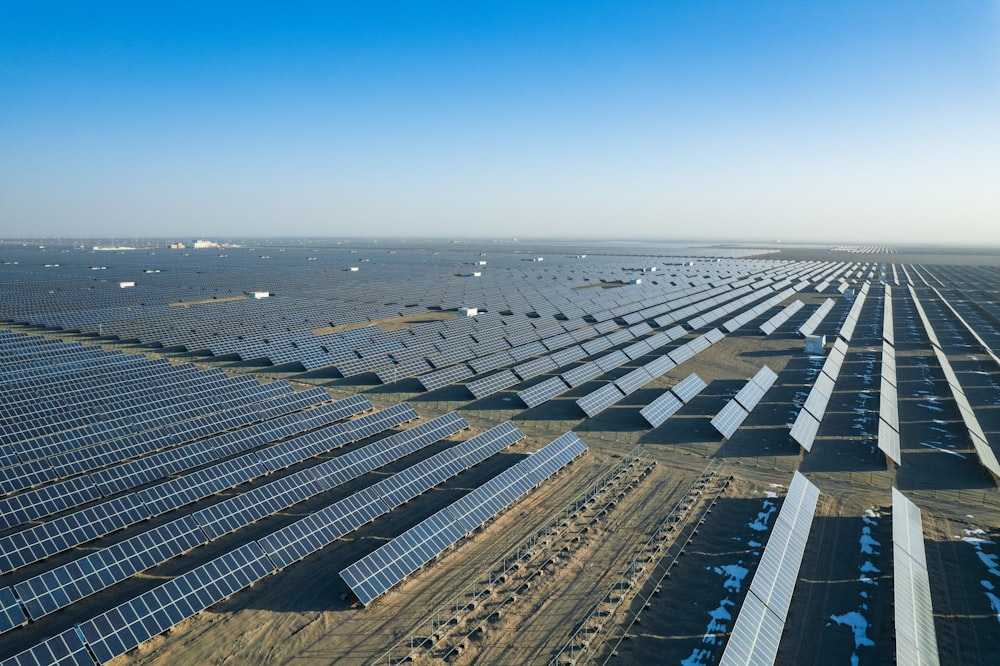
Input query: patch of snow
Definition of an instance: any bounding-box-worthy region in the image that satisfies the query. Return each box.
[680,648,712,666]
[987,592,1000,624]
[860,527,881,555]
[918,442,967,459]
[748,540,762,548]
[966,528,987,536]
[769,483,784,488]
[830,611,876,649]
[714,564,749,593]
[982,580,995,591]
[765,491,778,498]
[860,561,881,574]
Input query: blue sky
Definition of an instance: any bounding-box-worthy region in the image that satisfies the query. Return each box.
[2,1,998,243]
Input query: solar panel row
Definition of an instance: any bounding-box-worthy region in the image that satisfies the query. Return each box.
[720,472,820,665]
[891,488,939,666]
[340,431,587,605]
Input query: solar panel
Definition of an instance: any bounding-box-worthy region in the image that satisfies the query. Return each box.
[0,493,151,575]
[747,471,819,619]
[614,367,655,396]
[561,361,603,388]
[467,369,520,399]
[734,380,767,412]
[711,400,750,439]
[77,542,276,664]
[549,345,586,367]
[639,391,684,428]
[517,376,570,408]
[883,285,895,347]
[418,363,473,391]
[513,355,558,381]
[594,349,629,372]
[891,488,939,666]
[642,354,676,379]
[0,475,102,531]
[576,382,626,417]
[789,410,820,451]
[880,378,899,431]
[0,586,27,635]
[703,327,726,344]
[622,339,654,360]
[0,626,92,666]
[719,593,785,666]
[340,432,587,606]
[15,515,208,620]
[668,344,695,365]
[671,373,707,403]
[798,298,835,337]
[751,365,778,392]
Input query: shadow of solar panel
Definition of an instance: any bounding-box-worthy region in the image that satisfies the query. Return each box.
[517,376,570,408]
[711,400,749,439]
[15,514,207,620]
[576,383,626,418]
[670,373,706,403]
[789,410,820,451]
[77,542,275,665]
[467,369,519,399]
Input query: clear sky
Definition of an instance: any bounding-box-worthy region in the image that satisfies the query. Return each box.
[2,1,998,244]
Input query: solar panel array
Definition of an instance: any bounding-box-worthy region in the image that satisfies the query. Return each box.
[759,300,804,336]
[878,307,901,465]
[908,285,1000,477]
[711,366,777,439]
[891,488,940,666]
[256,420,525,569]
[340,432,587,605]
[720,472,820,666]
[517,375,570,408]
[790,338,849,452]
[797,298,835,337]
[838,281,870,342]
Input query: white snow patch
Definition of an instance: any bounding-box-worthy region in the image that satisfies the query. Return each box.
[769,483,784,488]
[987,593,1000,624]
[918,442,967,459]
[765,491,778,498]
[830,611,876,649]
[982,580,995,591]
[748,540,762,548]
[860,527,881,555]
[714,564,749,593]
[860,561,881,574]
[680,648,712,666]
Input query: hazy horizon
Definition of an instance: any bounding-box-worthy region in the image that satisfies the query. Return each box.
[2,2,999,243]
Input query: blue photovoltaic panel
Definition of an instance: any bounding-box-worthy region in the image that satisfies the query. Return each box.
[467,369,520,399]
[517,376,570,408]
[642,354,676,379]
[340,432,586,606]
[670,373,707,403]
[77,542,275,665]
[561,361,602,388]
[0,493,151,575]
[0,586,27,635]
[0,626,92,666]
[639,391,684,428]
[576,383,626,417]
[614,367,655,396]
[418,363,473,391]
[789,408,820,451]
[15,515,208,620]
[711,400,750,439]
[0,475,102,531]
[733,380,767,412]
